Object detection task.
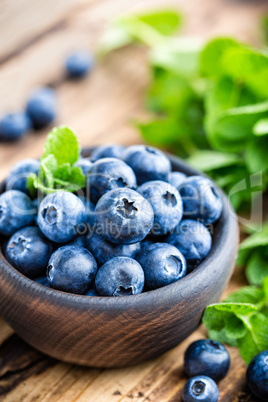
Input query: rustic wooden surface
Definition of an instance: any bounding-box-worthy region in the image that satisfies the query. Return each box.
[0,0,267,400]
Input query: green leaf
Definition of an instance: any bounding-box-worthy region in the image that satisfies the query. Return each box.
[40,155,58,188]
[187,150,241,172]
[134,9,182,36]
[246,250,268,286]
[98,24,132,56]
[245,137,268,173]
[237,223,268,266]
[42,126,80,166]
[253,118,268,136]
[224,285,265,305]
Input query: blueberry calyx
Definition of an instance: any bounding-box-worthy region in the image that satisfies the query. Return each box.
[162,191,177,207]
[110,177,127,188]
[9,236,28,256]
[117,198,138,218]
[114,285,134,296]
[165,255,183,276]
[145,146,157,155]
[192,380,206,396]
[41,206,58,224]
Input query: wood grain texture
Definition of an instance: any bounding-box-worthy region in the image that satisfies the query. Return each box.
[0,0,267,399]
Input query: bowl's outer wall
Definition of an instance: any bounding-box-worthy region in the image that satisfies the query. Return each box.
[0,151,239,367]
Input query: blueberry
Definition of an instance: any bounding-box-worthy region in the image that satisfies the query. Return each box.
[247,350,268,400]
[80,197,95,231]
[90,144,125,162]
[47,245,97,294]
[167,220,212,271]
[0,190,35,236]
[0,112,31,141]
[138,180,183,236]
[95,256,144,296]
[26,87,56,129]
[137,243,186,290]
[6,159,40,194]
[168,171,186,190]
[122,145,171,185]
[74,158,92,176]
[69,234,87,247]
[65,51,94,78]
[86,231,140,266]
[6,226,53,278]
[85,284,98,296]
[178,176,223,224]
[88,157,137,203]
[182,375,219,402]
[184,339,230,381]
[38,191,86,243]
[95,188,154,245]
[34,275,50,287]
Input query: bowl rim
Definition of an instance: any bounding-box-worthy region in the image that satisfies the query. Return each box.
[0,148,238,308]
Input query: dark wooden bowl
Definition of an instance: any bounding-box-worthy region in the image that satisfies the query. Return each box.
[0,150,239,368]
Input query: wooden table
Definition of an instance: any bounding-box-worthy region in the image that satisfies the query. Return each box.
[0,0,267,400]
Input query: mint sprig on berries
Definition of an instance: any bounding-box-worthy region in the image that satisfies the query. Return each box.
[27,126,85,195]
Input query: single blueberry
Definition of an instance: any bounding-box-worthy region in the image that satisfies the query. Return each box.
[122,145,171,185]
[86,231,140,266]
[178,176,223,224]
[68,234,87,248]
[167,220,212,271]
[65,51,94,78]
[38,191,86,244]
[137,242,186,290]
[6,226,53,278]
[95,256,144,296]
[0,190,35,236]
[85,284,98,296]
[90,144,125,162]
[88,157,137,203]
[6,159,40,194]
[47,245,97,294]
[79,197,95,231]
[74,158,93,176]
[182,375,219,402]
[0,112,31,141]
[247,350,268,400]
[34,275,50,287]
[26,87,56,129]
[168,171,186,190]
[95,188,154,245]
[184,339,230,381]
[138,180,183,236]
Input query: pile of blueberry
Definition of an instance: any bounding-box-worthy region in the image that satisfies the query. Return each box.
[0,51,93,142]
[0,144,223,297]
[182,339,268,401]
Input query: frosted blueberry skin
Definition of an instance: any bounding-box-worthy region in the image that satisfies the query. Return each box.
[247,350,268,400]
[90,144,125,162]
[138,180,183,236]
[87,158,137,203]
[47,245,97,294]
[86,231,140,266]
[0,112,31,141]
[95,256,144,296]
[74,158,93,176]
[26,87,56,129]
[79,197,95,231]
[137,243,186,290]
[65,51,94,78]
[34,275,50,287]
[6,159,40,194]
[182,375,219,402]
[184,339,230,381]
[95,188,154,245]
[122,145,171,185]
[38,191,86,244]
[168,171,186,190]
[6,227,53,278]
[167,220,212,270]
[0,190,35,236]
[178,176,223,224]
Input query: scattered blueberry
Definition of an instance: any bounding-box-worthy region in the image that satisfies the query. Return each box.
[47,245,97,294]
[95,188,154,244]
[38,191,86,243]
[246,350,268,400]
[182,375,219,402]
[0,112,31,141]
[88,157,137,203]
[137,243,186,290]
[86,231,140,266]
[90,144,125,162]
[168,171,186,190]
[95,256,144,296]
[0,190,35,236]
[75,158,92,176]
[26,87,56,129]
[122,145,171,185]
[138,180,183,236]
[178,176,223,224]
[65,51,94,78]
[167,220,212,271]
[184,339,230,381]
[6,227,53,278]
[6,159,40,194]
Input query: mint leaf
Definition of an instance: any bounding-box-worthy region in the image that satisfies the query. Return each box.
[187,150,241,172]
[246,250,268,286]
[43,126,80,166]
[224,285,265,305]
[245,137,268,173]
[253,118,268,136]
[237,223,268,266]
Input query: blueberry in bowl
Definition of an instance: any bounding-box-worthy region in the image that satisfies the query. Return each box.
[0,145,239,368]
